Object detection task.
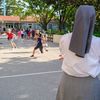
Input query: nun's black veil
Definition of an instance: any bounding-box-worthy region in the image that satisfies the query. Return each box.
[69,5,96,57]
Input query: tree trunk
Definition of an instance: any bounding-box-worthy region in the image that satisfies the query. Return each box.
[59,15,66,32]
[41,23,48,31]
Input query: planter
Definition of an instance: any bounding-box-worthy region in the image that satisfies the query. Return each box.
[53,34,63,43]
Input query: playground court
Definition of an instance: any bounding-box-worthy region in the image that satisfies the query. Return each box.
[0,38,62,100]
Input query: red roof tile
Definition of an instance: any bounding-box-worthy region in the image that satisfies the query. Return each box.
[0,16,37,22]
[0,16,20,22]
[21,16,38,22]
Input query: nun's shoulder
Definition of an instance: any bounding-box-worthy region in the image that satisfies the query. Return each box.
[92,35,100,43]
[60,33,72,41]
[92,35,100,40]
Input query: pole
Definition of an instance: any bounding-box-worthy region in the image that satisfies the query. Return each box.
[3,0,6,16]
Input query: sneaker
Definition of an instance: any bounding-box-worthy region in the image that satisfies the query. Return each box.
[30,55,34,57]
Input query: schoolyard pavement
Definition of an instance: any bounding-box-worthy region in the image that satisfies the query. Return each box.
[0,38,62,100]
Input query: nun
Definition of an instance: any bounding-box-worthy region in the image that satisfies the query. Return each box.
[56,5,100,100]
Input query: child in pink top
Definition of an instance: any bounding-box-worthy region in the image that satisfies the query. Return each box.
[17,30,21,39]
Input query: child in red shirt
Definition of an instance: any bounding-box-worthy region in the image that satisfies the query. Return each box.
[6,29,17,48]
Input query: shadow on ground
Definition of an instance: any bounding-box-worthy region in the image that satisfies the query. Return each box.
[0,56,62,100]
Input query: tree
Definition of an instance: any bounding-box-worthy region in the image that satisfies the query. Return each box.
[16,0,56,31]
[13,0,100,35]
[13,0,27,18]
[0,0,3,15]
[44,0,100,34]
[56,4,76,32]
[46,0,76,32]
[0,0,17,16]
[72,0,100,34]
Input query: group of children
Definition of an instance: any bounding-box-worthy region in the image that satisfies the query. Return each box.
[17,29,35,39]
[5,28,48,57]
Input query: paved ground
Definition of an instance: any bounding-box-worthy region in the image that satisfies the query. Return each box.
[0,39,62,100]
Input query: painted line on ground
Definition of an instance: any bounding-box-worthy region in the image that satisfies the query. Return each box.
[0,70,62,79]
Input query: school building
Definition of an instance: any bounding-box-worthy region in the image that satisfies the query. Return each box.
[0,16,58,32]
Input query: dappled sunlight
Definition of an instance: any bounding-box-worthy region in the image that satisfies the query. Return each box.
[0,58,11,64]
[0,41,61,100]
[0,46,60,64]
[0,55,62,77]
[0,40,61,77]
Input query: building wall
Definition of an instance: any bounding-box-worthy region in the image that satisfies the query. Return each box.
[0,21,59,33]
[47,22,59,30]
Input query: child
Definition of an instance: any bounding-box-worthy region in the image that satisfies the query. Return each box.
[30,33,43,57]
[6,28,17,48]
[42,34,48,52]
[17,29,21,39]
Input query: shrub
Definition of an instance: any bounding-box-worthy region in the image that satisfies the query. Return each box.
[94,31,100,37]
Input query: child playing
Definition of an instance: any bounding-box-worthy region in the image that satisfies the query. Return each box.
[6,28,17,48]
[30,33,43,57]
[42,34,48,52]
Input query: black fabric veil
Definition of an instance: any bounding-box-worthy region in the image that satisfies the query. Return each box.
[69,5,96,57]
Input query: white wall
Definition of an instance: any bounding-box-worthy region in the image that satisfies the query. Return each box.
[53,35,63,43]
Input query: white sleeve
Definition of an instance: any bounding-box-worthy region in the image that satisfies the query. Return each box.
[97,39,100,56]
[59,36,65,56]
[93,37,100,57]
[59,34,70,56]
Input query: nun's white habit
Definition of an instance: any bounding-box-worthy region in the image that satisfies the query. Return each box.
[56,5,100,100]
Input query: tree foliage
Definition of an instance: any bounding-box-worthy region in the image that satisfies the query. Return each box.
[44,0,100,34]
[0,0,17,15]
[54,1,76,32]
[16,0,56,31]
[7,0,100,35]
[73,0,100,34]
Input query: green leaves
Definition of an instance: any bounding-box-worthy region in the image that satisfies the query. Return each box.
[8,0,99,34]
[18,0,55,31]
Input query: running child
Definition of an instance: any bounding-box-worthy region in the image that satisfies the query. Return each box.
[30,33,43,57]
[6,28,17,48]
